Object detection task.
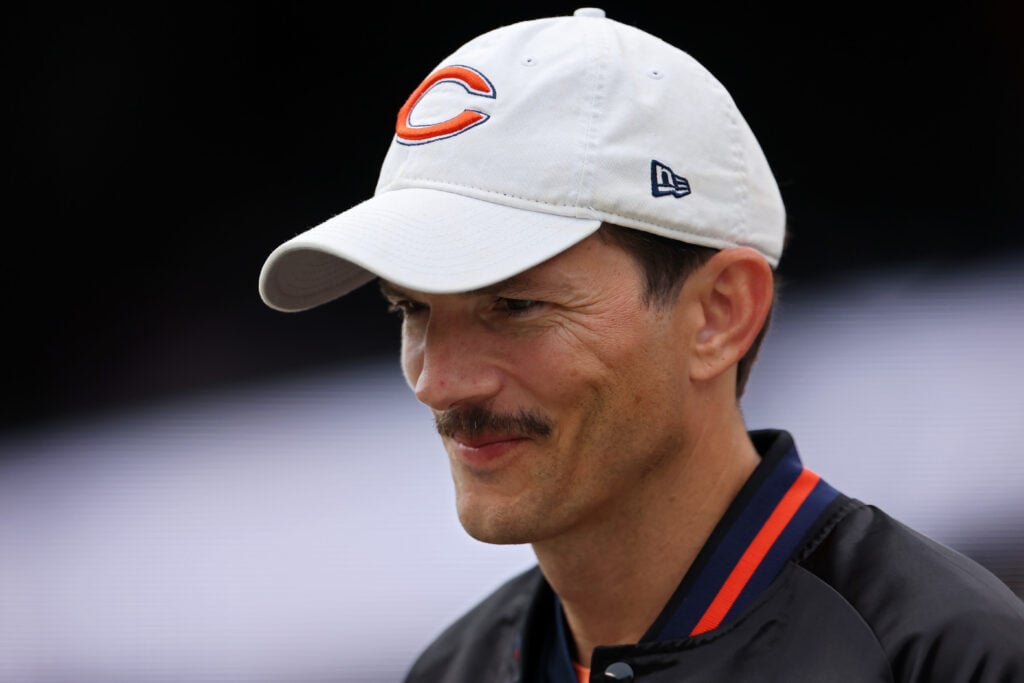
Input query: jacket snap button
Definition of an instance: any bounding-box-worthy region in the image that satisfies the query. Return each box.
[604,661,634,681]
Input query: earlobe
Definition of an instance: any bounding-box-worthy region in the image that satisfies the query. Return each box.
[689,248,774,383]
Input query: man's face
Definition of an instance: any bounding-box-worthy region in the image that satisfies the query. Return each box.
[382,233,698,546]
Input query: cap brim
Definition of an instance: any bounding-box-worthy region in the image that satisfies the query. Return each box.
[259,187,602,312]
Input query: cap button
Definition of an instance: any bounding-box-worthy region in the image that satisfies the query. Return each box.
[604,661,634,681]
[574,7,606,18]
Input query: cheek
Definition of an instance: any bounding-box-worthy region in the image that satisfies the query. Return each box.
[566,314,680,418]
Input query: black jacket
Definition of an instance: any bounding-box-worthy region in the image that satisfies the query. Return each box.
[404,430,1024,682]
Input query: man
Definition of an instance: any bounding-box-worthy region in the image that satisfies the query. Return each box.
[258,8,1024,682]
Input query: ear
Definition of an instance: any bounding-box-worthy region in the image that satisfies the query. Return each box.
[687,248,774,384]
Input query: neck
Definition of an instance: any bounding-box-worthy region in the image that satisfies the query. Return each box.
[532,411,759,668]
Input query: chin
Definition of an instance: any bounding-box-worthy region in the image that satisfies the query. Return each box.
[456,504,544,546]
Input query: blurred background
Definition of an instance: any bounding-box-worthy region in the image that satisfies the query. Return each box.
[3,2,1023,681]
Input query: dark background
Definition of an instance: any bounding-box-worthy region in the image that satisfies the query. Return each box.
[6,2,1022,434]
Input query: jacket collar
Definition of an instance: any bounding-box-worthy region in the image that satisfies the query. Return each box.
[538,429,842,679]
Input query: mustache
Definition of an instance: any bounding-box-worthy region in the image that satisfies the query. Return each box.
[435,404,553,440]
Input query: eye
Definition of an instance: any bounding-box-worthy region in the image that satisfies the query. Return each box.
[498,298,541,315]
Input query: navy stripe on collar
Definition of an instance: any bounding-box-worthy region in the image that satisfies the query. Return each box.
[645,430,839,641]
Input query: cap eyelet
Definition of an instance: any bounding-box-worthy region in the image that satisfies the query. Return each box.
[647,68,664,79]
[522,56,539,67]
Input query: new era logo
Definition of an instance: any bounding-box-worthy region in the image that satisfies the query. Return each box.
[651,160,691,198]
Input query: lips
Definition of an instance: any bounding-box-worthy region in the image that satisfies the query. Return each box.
[454,431,524,449]
[449,431,528,467]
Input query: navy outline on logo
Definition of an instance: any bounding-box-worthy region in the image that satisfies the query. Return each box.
[651,160,691,198]
[396,64,497,146]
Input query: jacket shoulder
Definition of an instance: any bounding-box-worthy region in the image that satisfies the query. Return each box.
[404,565,543,683]
[801,501,1024,681]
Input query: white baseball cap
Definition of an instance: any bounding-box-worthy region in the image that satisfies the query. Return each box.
[259,7,785,313]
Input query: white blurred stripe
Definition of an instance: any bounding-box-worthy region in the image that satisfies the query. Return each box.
[2,256,1023,681]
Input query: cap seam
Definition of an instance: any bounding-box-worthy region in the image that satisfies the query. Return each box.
[701,68,749,240]
[574,16,608,215]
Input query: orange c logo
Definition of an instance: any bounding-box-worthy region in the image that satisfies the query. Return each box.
[395,65,495,145]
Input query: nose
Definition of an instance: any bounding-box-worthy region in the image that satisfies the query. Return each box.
[404,308,502,411]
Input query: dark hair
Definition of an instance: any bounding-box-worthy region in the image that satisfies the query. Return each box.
[596,223,776,399]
